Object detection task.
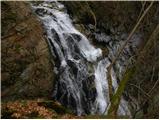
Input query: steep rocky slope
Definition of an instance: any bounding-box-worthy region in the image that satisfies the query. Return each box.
[2,1,54,100]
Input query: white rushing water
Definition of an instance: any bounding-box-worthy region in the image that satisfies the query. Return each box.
[32,1,131,116]
[94,58,109,113]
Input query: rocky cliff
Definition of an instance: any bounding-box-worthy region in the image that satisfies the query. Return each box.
[2,1,55,100]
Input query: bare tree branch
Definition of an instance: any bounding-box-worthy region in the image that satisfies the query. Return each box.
[107,1,154,100]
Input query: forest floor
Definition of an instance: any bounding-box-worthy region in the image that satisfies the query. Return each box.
[1,98,130,119]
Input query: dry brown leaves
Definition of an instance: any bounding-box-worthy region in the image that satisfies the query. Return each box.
[2,100,57,119]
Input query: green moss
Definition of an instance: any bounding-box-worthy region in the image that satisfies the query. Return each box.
[107,66,136,116]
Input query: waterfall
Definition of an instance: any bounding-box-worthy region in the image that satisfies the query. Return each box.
[31,1,132,116]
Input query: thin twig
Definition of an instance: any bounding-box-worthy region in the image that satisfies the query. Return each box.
[150,65,155,82]
[109,1,154,68]
[107,1,154,99]
[129,83,150,98]
[137,1,146,22]
[148,79,158,95]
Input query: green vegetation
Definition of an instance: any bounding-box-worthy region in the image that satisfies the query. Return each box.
[107,67,136,117]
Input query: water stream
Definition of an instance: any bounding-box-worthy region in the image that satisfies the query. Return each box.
[32,1,132,116]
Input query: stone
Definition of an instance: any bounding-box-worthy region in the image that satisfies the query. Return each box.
[88,24,95,30]
[1,72,10,82]
[94,32,111,43]
[110,27,115,34]
[15,23,28,32]
[2,1,54,100]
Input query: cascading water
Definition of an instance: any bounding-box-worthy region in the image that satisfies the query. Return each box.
[31,1,132,116]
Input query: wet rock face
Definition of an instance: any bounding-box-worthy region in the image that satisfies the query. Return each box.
[67,60,78,75]
[32,1,106,115]
[82,75,97,114]
[1,1,54,100]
